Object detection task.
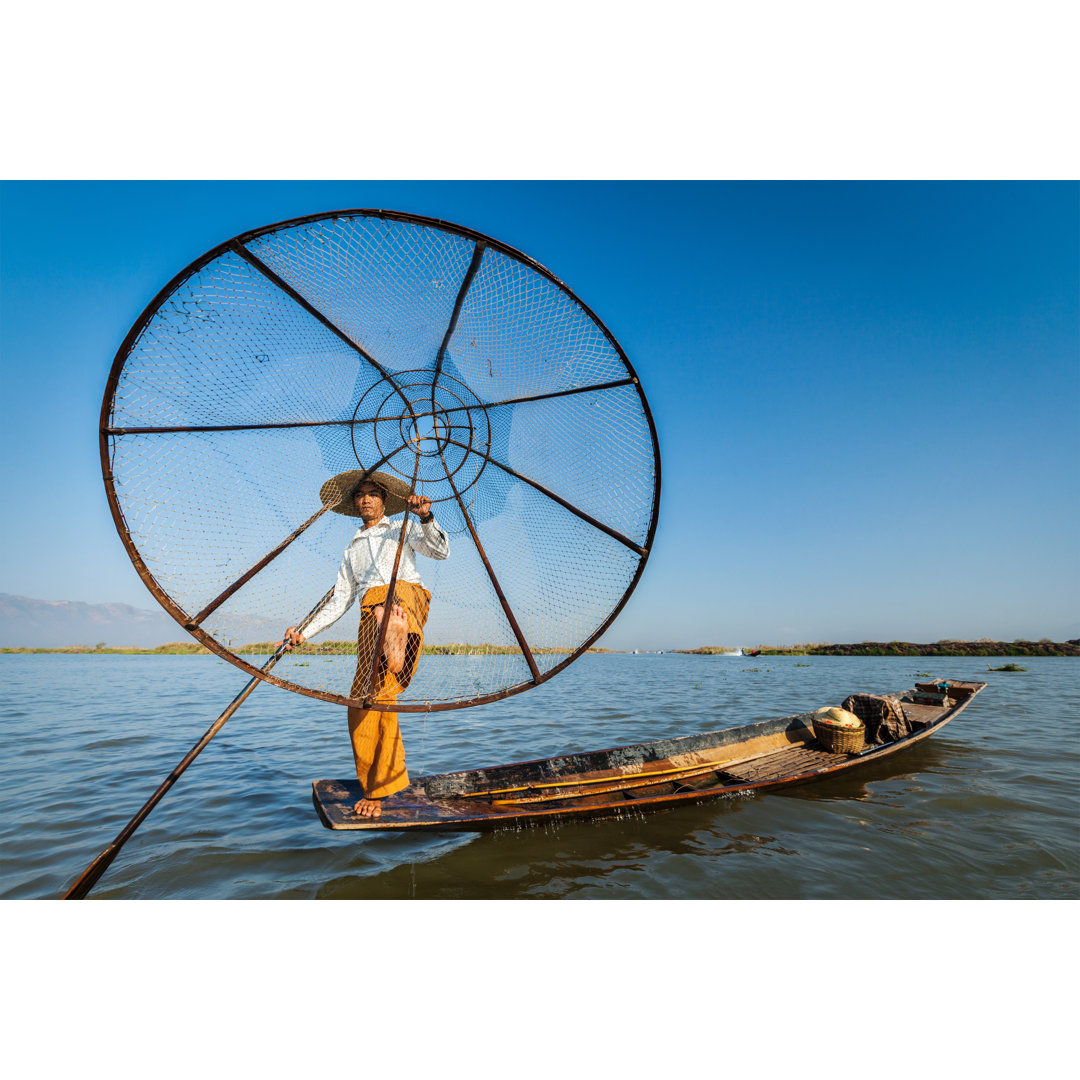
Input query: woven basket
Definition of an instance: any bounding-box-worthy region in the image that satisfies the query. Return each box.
[813,717,865,754]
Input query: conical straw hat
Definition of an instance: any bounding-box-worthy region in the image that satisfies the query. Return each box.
[319,469,412,517]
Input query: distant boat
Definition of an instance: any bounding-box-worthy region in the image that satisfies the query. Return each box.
[745,649,762,657]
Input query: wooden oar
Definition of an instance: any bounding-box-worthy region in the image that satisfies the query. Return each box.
[62,587,335,900]
[489,761,739,806]
[457,757,736,802]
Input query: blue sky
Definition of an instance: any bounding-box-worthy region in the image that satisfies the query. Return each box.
[1,181,1077,647]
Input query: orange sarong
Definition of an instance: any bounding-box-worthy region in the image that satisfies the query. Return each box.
[346,582,430,799]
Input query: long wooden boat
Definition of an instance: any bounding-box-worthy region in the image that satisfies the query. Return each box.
[312,679,985,831]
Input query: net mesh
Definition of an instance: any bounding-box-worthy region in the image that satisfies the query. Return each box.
[104,211,659,710]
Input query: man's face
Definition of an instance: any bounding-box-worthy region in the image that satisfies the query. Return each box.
[353,482,386,521]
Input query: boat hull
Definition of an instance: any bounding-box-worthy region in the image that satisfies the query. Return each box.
[312,680,985,831]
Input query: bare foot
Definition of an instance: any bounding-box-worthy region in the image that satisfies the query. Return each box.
[353,797,383,818]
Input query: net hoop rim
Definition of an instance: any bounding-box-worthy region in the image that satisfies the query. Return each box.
[99,208,662,712]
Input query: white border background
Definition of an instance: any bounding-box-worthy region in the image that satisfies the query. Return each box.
[4,0,1075,1073]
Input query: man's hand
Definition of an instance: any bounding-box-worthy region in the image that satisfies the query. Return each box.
[282,626,306,651]
[407,493,432,519]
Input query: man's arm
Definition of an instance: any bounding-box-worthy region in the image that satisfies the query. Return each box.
[282,554,357,647]
[407,494,449,560]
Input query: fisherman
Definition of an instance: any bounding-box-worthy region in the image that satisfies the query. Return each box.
[282,470,449,818]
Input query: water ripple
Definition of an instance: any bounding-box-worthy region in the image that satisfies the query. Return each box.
[1,653,1076,899]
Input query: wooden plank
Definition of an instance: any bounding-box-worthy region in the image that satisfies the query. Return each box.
[722,744,850,782]
[900,702,948,726]
[312,779,505,829]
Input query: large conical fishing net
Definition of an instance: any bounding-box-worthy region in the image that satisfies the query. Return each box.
[101,210,660,710]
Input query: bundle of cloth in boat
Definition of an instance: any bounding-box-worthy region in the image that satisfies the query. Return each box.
[840,693,911,745]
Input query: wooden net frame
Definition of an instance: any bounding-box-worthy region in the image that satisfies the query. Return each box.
[101,210,660,711]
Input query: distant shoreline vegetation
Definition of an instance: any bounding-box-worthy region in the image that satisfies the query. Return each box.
[677,639,1080,657]
[0,641,621,656]
[3,639,1077,657]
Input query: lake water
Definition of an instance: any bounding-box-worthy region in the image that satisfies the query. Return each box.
[1,653,1076,899]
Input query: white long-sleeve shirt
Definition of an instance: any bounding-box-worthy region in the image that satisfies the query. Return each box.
[304,515,450,638]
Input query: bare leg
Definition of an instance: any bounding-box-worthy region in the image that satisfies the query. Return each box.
[372,603,409,675]
[346,704,408,814]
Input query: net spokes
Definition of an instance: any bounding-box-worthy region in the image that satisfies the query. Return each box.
[103,210,660,711]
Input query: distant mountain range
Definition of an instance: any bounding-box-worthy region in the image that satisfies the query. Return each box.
[0,593,188,648]
[0,593,275,649]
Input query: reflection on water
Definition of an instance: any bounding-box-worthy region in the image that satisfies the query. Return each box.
[0,654,1076,899]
